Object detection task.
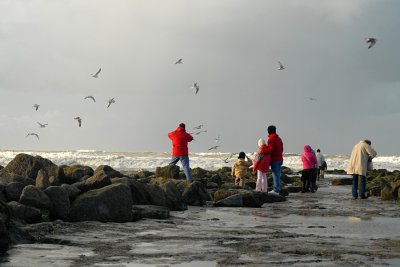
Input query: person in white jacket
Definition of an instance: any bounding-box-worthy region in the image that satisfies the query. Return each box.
[316,149,326,180]
[347,140,377,199]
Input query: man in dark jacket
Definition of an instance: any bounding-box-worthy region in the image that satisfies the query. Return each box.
[168,123,194,181]
[260,125,283,194]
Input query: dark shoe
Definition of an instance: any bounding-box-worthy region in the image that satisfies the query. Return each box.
[353,196,358,200]
[360,195,368,199]
[310,189,315,193]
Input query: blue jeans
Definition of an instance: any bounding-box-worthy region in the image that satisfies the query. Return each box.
[169,156,192,181]
[352,174,366,198]
[271,160,283,193]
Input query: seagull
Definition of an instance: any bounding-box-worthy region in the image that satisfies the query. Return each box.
[308,97,317,101]
[37,122,48,128]
[222,158,229,163]
[214,135,221,143]
[208,145,220,151]
[193,125,204,130]
[107,98,115,108]
[26,133,39,140]
[278,61,285,70]
[365,38,377,49]
[33,104,40,111]
[74,117,82,127]
[91,68,102,78]
[84,96,96,102]
[193,130,207,135]
[175,58,183,64]
[191,83,200,95]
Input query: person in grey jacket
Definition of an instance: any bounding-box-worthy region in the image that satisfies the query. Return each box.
[316,149,326,180]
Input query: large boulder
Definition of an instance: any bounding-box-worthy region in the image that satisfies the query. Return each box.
[19,185,52,210]
[5,182,25,202]
[0,153,64,183]
[94,165,124,178]
[62,165,94,184]
[0,173,34,186]
[182,181,208,206]
[214,193,243,207]
[131,205,170,220]
[76,170,112,193]
[69,183,133,222]
[44,186,70,221]
[155,165,180,179]
[143,184,168,208]
[150,178,186,211]
[0,201,11,252]
[7,201,42,224]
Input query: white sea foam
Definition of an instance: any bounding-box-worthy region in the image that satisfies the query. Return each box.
[0,150,399,172]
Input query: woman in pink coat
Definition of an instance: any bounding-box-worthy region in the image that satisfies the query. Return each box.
[253,139,271,192]
[301,145,318,193]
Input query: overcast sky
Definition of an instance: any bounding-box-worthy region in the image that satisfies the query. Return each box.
[0,0,399,156]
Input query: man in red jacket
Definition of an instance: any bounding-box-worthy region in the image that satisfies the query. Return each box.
[260,125,283,195]
[168,123,194,181]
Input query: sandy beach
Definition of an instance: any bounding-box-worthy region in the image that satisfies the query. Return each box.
[2,174,400,267]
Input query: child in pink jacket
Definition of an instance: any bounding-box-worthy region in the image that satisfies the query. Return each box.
[253,138,271,192]
[301,145,318,193]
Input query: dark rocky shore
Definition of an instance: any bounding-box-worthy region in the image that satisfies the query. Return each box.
[0,153,399,265]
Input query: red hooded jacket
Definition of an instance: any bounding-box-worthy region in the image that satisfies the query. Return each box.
[260,133,283,162]
[168,126,193,156]
[253,145,271,173]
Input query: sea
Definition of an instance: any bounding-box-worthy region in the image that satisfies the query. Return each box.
[1,150,400,172]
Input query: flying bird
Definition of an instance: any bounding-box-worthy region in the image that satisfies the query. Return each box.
[91,68,102,78]
[214,135,221,143]
[278,61,285,70]
[74,117,82,127]
[107,98,115,108]
[308,97,317,101]
[37,122,48,128]
[84,96,96,102]
[175,58,183,64]
[26,133,39,140]
[193,125,204,130]
[191,83,200,95]
[365,38,377,49]
[191,130,207,135]
[222,158,229,164]
[33,104,40,111]
[208,145,220,151]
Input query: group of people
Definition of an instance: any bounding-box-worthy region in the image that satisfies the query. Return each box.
[167,122,377,199]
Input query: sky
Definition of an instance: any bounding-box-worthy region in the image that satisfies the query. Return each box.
[0,0,399,156]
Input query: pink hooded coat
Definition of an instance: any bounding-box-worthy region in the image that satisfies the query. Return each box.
[301,145,318,170]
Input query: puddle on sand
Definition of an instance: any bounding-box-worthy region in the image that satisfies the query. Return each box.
[94,260,217,267]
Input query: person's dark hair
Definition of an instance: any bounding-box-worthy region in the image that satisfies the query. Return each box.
[364,139,371,145]
[317,149,320,152]
[238,152,246,159]
[179,123,186,129]
[267,125,276,134]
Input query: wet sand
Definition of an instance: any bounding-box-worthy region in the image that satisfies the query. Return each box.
[1,175,400,266]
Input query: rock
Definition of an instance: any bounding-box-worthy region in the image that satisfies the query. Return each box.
[182,181,208,206]
[331,177,353,185]
[7,201,42,224]
[144,184,168,208]
[60,184,81,201]
[44,186,70,221]
[131,205,170,220]
[206,182,219,189]
[69,183,133,222]
[214,193,243,207]
[150,178,186,210]
[0,192,5,202]
[209,174,222,187]
[155,165,180,179]
[93,165,123,178]
[35,169,50,190]
[0,173,34,186]
[381,183,393,201]
[191,167,208,178]
[137,170,155,178]
[63,165,94,184]
[213,189,238,202]
[77,170,112,193]
[19,185,52,210]
[287,186,303,193]
[0,153,64,183]
[5,182,25,202]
